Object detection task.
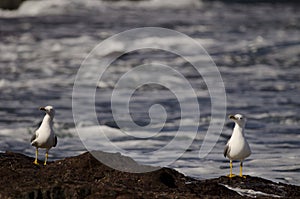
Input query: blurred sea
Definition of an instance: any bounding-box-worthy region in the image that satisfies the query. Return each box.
[0,0,299,185]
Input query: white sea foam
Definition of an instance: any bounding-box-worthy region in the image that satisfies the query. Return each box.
[5,0,203,17]
[130,0,202,9]
[17,0,106,16]
[221,184,282,198]
[91,36,214,58]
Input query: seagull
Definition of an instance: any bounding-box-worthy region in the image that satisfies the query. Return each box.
[224,114,251,178]
[31,106,57,165]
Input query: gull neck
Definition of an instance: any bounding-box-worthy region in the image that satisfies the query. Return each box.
[233,123,245,137]
[41,114,53,129]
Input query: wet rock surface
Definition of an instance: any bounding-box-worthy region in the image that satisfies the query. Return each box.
[0,0,26,10]
[0,151,299,198]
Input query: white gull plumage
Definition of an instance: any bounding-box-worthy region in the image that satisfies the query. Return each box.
[224,114,251,177]
[31,105,57,165]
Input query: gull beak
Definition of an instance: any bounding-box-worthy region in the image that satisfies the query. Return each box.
[40,107,46,111]
[229,115,236,120]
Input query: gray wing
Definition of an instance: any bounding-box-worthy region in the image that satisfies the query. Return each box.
[53,135,57,147]
[30,133,36,143]
[224,143,230,158]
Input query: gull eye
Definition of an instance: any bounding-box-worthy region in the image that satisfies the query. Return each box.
[240,117,243,120]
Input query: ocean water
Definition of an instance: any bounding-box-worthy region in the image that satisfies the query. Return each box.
[0,0,299,185]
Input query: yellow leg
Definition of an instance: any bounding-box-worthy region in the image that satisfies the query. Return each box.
[227,160,235,178]
[240,162,246,178]
[44,150,48,166]
[33,148,39,165]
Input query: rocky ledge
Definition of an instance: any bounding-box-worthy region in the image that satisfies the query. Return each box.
[0,0,26,10]
[0,151,299,198]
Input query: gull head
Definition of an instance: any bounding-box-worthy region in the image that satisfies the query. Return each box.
[40,105,55,118]
[229,113,246,127]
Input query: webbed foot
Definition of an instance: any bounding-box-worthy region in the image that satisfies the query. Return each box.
[227,174,236,178]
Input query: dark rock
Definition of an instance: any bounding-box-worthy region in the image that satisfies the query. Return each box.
[0,151,299,198]
[202,0,300,3]
[159,171,176,188]
[0,0,26,10]
[102,0,145,1]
